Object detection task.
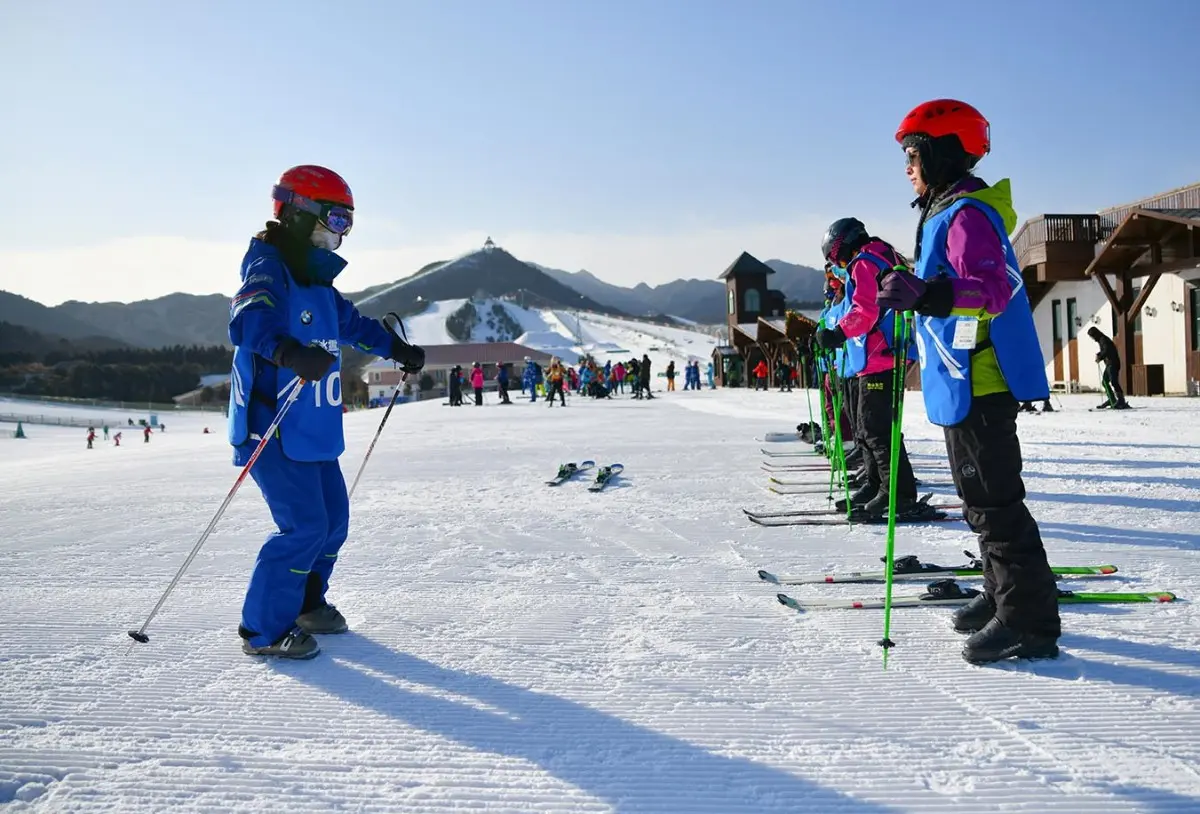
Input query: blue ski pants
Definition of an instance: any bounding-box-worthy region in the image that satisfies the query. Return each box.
[241,441,350,647]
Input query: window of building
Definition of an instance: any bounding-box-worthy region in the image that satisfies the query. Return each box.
[1066,298,1078,340]
[744,288,761,313]
[1191,285,1200,352]
[727,289,735,315]
[1051,299,1062,342]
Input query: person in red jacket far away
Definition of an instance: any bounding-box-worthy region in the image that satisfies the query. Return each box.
[753,360,769,391]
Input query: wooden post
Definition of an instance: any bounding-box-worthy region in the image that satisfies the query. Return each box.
[1114,270,1136,394]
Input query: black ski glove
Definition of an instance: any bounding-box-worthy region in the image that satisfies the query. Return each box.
[273,337,336,381]
[389,336,426,373]
[815,326,846,350]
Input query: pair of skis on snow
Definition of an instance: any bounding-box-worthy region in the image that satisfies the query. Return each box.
[545,460,624,492]
[757,550,1177,612]
[745,493,963,526]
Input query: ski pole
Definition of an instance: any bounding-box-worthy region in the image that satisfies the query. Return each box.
[127,376,307,644]
[880,310,911,667]
[347,313,411,501]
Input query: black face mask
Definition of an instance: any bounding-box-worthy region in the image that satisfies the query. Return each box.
[258,213,322,285]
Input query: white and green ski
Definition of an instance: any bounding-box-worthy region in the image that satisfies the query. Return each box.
[776,579,1175,612]
[545,460,595,486]
[588,463,624,492]
[759,552,1119,585]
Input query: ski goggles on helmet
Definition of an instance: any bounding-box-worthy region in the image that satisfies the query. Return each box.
[272,186,354,236]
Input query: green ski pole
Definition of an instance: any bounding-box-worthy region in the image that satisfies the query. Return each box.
[823,344,853,514]
[804,342,816,441]
[880,309,911,668]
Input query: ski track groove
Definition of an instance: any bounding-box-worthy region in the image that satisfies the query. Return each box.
[3,392,1200,811]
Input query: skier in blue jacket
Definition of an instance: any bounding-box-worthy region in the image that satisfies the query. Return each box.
[228,165,425,659]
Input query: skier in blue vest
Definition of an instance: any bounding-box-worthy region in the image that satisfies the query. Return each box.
[228,165,426,659]
[877,100,1058,664]
[816,219,927,518]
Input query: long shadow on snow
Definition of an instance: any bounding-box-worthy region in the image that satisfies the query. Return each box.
[1026,491,1200,514]
[1024,469,1200,492]
[281,634,897,813]
[1023,456,1196,471]
[1024,440,1189,451]
[1038,521,1200,552]
[1105,784,1200,813]
[911,452,1192,471]
[1020,641,1200,700]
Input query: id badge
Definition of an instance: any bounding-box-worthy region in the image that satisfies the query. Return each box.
[952,318,978,350]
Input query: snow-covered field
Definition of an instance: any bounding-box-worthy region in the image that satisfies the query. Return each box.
[401,298,718,370]
[0,396,187,430]
[3,389,1199,812]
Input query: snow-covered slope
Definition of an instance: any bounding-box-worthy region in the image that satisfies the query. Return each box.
[3,391,1199,811]
[400,297,719,368]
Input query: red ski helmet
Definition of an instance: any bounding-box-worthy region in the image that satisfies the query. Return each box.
[271,165,355,236]
[895,99,991,160]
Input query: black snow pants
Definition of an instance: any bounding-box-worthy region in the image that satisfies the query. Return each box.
[1101,360,1125,405]
[945,392,1060,637]
[857,370,916,500]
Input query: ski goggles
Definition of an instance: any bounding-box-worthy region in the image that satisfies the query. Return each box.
[272,186,354,236]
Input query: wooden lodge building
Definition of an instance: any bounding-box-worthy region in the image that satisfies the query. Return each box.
[709,252,819,387]
[1014,180,1200,396]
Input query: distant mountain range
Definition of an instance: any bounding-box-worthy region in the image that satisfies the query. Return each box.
[537,259,824,324]
[0,242,824,351]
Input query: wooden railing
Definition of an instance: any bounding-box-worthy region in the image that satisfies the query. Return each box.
[1098,181,1200,229]
[1012,214,1110,270]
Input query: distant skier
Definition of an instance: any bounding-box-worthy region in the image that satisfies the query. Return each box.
[545,358,567,406]
[705,360,714,389]
[665,361,676,391]
[1087,327,1130,409]
[496,362,511,404]
[613,361,626,394]
[143,426,152,443]
[753,360,769,390]
[113,432,122,446]
[639,354,654,399]
[226,164,425,660]
[448,365,463,406]
[880,99,1058,663]
[86,429,95,449]
[521,357,538,401]
[470,362,485,406]
[102,425,110,440]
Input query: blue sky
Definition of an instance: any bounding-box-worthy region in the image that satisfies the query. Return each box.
[2,0,1197,305]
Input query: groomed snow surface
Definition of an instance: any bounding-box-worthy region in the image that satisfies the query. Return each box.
[3,389,1199,812]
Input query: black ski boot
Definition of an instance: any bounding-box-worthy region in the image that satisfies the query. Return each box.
[1095,400,1111,409]
[843,445,864,469]
[951,593,996,633]
[1018,401,1037,413]
[835,483,877,513]
[858,493,934,519]
[962,618,1059,664]
[1112,400,1132,410]
[1040,399,1054,413]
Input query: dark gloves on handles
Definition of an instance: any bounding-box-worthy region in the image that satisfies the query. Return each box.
[273,337,336,381]
[815,326,846,350]
[390,337,425,373]
[877,271,955,318]
[876,270,928,313]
